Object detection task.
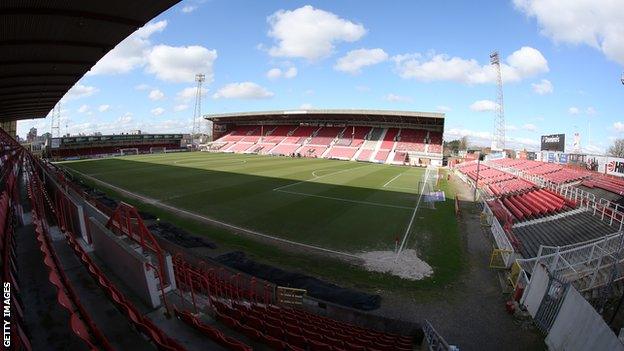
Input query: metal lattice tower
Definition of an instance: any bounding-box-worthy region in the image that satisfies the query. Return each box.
[50,102,61,138]
[490,51,505,151]
[191,73,205,147]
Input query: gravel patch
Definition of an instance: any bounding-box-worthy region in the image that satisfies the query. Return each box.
[360,249,433,280]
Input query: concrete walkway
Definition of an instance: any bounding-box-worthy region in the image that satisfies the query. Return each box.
[371,175,545,350]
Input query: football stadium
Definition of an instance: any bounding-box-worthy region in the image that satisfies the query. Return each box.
[3,1,624,351]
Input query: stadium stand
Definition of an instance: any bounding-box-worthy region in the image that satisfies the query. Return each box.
[308,127,343,146]
[456,158,623,262]
[46,134,184,160]
[207,110,445,166]
[335,126,371,147]
[327,146,359,160]
[395,129,426,152]
[513,211,620,258]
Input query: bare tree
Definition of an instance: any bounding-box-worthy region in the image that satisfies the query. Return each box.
[608,139,624,157]
[459,136,469,150]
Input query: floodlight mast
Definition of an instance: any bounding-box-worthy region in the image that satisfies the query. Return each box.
[490,51,505,152]
[192,73,205,149]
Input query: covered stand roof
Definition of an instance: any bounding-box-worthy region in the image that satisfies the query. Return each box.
[206,109,446,131]
[0,0,180,122]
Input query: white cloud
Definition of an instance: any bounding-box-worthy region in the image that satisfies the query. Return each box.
[212,82,274,99]
[436,105,452,112]
[586,107,596,115]
[148,89,165,101]
[531,79,553,95]
[393,46,548,84]
[445,127,540,149]
[513,0,624,65]
[98,104,110,112]
[181,5,197,13]
[146,45,217,83]
[568,106,580,115]
[266,67,298,80]
[117,112,133,124]
[267,5,366,60]
[62,84,98,101]
[334,48,388,74]
[300,103,313,109]
[355,85,370,92]
[470,100,499,112]
[522,123,538,132]
[615,122,624,132]
[135,84,152,91]
[176,86,206,103]
[383,93,413,103]
[151,107,165,116]
[77,105,90,113]
[174,104,189,112]
[507,124,519,131]
[89,21,167,75]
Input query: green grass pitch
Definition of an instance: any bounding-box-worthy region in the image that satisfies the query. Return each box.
[61,152,462,293]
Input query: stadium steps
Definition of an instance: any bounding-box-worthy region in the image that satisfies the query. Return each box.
[513,211,619,258]
[371,128,387,158]
[513,207,587,228]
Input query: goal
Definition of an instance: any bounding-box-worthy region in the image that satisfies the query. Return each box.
[119,148,139,156]
[150,146,166,154]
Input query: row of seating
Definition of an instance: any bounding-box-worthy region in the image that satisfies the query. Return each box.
[490,158,624,196]
[172,252,414,351]
[175,309,251,351]
[26,178,112,350]
[335,127,371,147]
[28,156,187,351]
[214,301,413,351]
[488,178,535,197]
[215,125,443,162]
[501,189,571,222]
[327,146,359,160]
[309,127,344,146]
[0,147,32,351]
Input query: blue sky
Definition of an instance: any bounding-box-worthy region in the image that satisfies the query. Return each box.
[17,0,624,153]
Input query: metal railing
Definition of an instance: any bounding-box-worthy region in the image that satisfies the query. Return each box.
[516,230,624,292]
[423,320,453,351]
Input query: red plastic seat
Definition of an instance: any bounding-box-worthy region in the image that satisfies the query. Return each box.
[308,339,332,351]
[265,322,284,340]
[285,330,307,349]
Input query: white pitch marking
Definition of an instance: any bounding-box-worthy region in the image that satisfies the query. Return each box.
[383,173,404,188]
[384,185,420,192]
[67,169,361,260]
[276,189,414,210]
[273,164,371,191]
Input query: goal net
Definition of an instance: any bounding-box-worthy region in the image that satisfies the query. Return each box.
[120,148,139,156]
[396,166,438,256]
[150,146,166,154]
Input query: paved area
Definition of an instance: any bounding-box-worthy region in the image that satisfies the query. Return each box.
[371,175,545,350]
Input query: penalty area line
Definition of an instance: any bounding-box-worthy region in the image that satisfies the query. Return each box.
[273,164,371,191]
[276,189,414,210]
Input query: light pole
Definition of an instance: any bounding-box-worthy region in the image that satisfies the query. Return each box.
[192,73,205,149]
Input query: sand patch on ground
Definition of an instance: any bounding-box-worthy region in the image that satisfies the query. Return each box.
[360,249,433,280]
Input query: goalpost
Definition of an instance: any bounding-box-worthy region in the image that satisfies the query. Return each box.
[150,146,166,154]
[395,166,436,259]
[119,148,139,156]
